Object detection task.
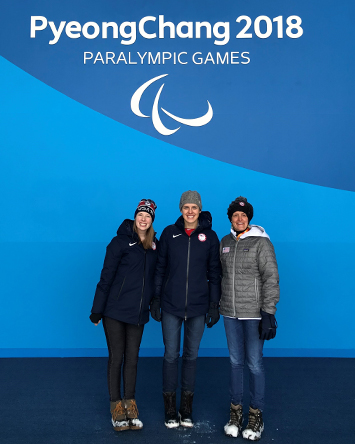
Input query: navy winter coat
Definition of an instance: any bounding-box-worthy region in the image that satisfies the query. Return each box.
[155,211,221,319]
[91,219,158,325]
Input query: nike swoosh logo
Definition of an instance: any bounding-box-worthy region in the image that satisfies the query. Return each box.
[129,242,137,246]
[173,234,182,238]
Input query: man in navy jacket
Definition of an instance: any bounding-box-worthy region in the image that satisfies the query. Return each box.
[151,191,221,429]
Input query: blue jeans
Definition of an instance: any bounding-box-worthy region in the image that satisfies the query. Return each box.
[224,317,265,411]
[162,310,205,393]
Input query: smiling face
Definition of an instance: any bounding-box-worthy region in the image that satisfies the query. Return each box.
[231,211,249,232]
[181,203,201,229]
[135,211,152,234]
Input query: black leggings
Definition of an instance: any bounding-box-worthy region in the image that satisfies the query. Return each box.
[103,317,144,402]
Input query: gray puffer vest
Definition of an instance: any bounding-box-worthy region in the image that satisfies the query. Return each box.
[219,225,279,318]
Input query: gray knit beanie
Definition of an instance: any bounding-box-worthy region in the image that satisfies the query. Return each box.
[179,190,202,211]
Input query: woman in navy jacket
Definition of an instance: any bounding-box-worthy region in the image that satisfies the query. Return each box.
[151,191,221,429]
[90,199,158,432]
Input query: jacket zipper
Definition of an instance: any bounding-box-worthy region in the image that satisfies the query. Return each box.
[232,238,239,317]
[255,278,258,303]
[138,250,147,326]
[185,237,191,320]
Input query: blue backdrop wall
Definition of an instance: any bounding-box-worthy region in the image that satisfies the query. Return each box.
[1,0,354,357]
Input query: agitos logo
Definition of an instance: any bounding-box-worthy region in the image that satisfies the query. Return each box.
[130,74,213,136]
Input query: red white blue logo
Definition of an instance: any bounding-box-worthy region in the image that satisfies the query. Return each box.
[198,233,206,242]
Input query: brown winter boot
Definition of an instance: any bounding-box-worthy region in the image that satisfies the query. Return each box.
[110,400,129,431]
[125,399,143,430]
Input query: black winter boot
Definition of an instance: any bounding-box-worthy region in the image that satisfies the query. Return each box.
[163,392,179,428]
[179,391,194,428]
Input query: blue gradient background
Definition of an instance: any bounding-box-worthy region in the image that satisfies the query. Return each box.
[1,0,355,357]
[1,0,355,190]
[1,56,354,357]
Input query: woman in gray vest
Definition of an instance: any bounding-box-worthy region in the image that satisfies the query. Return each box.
[220,197,279,441]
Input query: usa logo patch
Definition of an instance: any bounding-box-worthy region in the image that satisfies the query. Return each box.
[222,247,230,253]
[198,233,207,242]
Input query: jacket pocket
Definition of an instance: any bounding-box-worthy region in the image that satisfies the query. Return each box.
[254,278,259,304]
[117,276,126,300]
[163,273,170,295]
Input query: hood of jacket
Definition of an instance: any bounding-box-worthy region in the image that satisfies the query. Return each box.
[116,219,138,240]
[231,224,270,240]
[175,211,213,232]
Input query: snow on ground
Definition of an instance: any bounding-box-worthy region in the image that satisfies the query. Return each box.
[174,420,217,443]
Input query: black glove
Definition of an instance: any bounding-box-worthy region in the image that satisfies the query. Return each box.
[89,313,102,324]
[259,310,277,340]
[205,302,220,328]
[150,297,161,322]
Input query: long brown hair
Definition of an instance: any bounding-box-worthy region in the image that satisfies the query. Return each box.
[133,221,155,249]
